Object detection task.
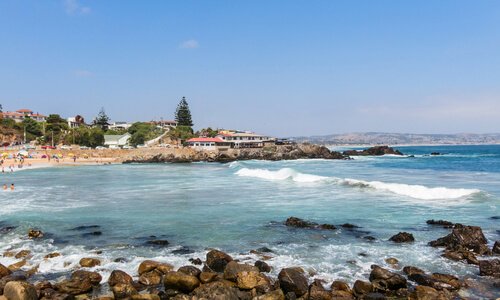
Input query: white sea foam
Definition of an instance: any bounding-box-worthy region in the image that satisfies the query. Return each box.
[341,179,480,200]
[235,167,481,201]
[235,167,328,183]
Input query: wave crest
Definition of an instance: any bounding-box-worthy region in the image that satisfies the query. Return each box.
[235,168,328,183]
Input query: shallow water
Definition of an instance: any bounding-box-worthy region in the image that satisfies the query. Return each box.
[0,145,499,296]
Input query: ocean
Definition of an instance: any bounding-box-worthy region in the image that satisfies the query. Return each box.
[1,145,499,297]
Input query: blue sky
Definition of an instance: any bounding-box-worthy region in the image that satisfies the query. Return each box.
[1,1,499,136]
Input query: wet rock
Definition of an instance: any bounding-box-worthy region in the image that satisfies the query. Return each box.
[343,146,403,156]
[389,232,415,243]
[352,280,373,297]
[177,265,201,277]
[284,217,336,230]
[171,246,193,255]
[255,260,271,273]
[138,260,160,275]
[8,260,27,272]
[191,281,240,299]
[112,283,138,299]
[254,289,285,300]
[44,252,61,259]
[305,280,331,300]
[429,224,490,255]
[131,294,161,300]
[4,281,38,300]
[278,267,308,297]
[409,285,440,300]
[0,263,12,278]
[442,248,479,265]
[71,225,100,231]
[426,220,454,228]
[55,277,93,295]
[3,251,15,257]
[364,236,376,241]
[14,250,31,259]
[27,229,43,239]
[330,280,352,293]
[224,261,259,282]
[146,240,169,246]
[236,270,270,290]
[479,259,500,278]
[431,273,461,290]
[369,265,407,291]
[156,263,174,274]
[384,258,399,265]
[341,223,360,229]
[139,270,163,286]
[402,266,425,276]
[79,258,100,268]
[189,258,202,265]
[164,271,200,293]
[82,231,102,237]
[108,270,133,287]
[493,241,500,254]
[199,271,218,284]
[363,292,387,300]
[206,249,233,272]
[71,270,102,285]
[0,225,17,234]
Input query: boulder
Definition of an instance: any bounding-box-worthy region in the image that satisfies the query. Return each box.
[27,229,43,239]
[3,281,38,300]
[164,271,200,293]
[277,267,308,297]
[363,292,387,300]
[0,273,28,295]
[236,270,270,290]
[199,271,218,284]
[79,258,100,268]
[284,217,336,230]
[190,281,240,299]
[493,241,500,254]
[402,266,425,276]
[429,225,490,255]
[14,250,31,259]
[426,220,454,228]
[255,260,271,273]
[131,294,161,300]
[8,260,27,272]
[369,265,407,291]
[112,283,138,299]
[307,280,332,300]
[330,280,352,293]
[156,263,174,274]
[139,270,163,286]
[384,258,398,265]
[343,146,403,156]
[352,280,373,297]
[223,261,259,282]
[389,232,414,243]
[138,260,160,275]
[442,248,479,265]
[253,289,285,300]
[55,277,93,295]
[0,263,11,278]
[206,250,233,272]
[189,258,202,265]
[479,259,500,278]
[177,265,201,277]
[71,270,102,285]
[44,252,61,259]
[409,285,440,300]
[108,270,133,287]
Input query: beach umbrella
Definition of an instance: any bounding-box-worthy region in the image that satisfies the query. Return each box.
[68,153,75,157]
[58,153,63,158]
[41,154,47,158]
[1,152,8,158]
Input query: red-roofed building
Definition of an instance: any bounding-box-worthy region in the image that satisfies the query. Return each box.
[2,109,47,123]
[186,137,231,151]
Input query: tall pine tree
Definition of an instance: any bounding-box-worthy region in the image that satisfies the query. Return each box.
[94,107,110,130]
[175,97,193,127]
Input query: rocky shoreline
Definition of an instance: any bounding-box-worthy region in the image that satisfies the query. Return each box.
[1,217,499,300]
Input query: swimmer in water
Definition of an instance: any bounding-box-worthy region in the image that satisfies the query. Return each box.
[10,183,14,190]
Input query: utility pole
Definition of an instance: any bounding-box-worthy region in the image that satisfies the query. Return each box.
[51,130,54,147]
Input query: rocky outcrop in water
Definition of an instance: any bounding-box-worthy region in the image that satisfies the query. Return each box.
[343,145,403,156]
[122,143,347,163]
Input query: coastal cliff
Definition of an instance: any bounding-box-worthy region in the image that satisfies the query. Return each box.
[122,143,347,163]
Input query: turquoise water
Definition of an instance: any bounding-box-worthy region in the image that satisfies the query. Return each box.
[0,145,499,295]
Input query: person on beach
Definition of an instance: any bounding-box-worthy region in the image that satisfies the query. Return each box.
[10,183,14,190]
[2,184,6,190]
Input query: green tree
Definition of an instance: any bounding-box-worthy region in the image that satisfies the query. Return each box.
[22,117,43,141]
[168,125,195,142]
[175,97,193,127]
[94,107,110,130]
[45,114,68,145]
[127,122,163,146]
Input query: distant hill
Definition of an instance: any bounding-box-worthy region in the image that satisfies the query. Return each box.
[290,132,500,145]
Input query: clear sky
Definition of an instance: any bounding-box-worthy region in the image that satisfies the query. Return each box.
[1,1,499,137]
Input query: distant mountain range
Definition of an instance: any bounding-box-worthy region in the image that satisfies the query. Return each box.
[290,132,500,145]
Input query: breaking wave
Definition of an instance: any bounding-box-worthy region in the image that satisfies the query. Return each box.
[235,167,481,200]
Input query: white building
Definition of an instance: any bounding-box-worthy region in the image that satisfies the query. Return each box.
[104,133,131,147]
[67,115,87,129]
[216,130,275,148]
[3,109,46,123]
[108,122,133,131]
[186,137,230,151]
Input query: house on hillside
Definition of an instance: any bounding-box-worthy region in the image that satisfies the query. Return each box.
[67,115,87,128]
[108,122,133,130]
[104,133,131,147]
[3,109,47,123]
[216,130,275,148]
[186,137,231,151]
[150,120,177,129]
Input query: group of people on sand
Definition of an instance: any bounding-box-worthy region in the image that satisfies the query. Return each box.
[2,183,14,190]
